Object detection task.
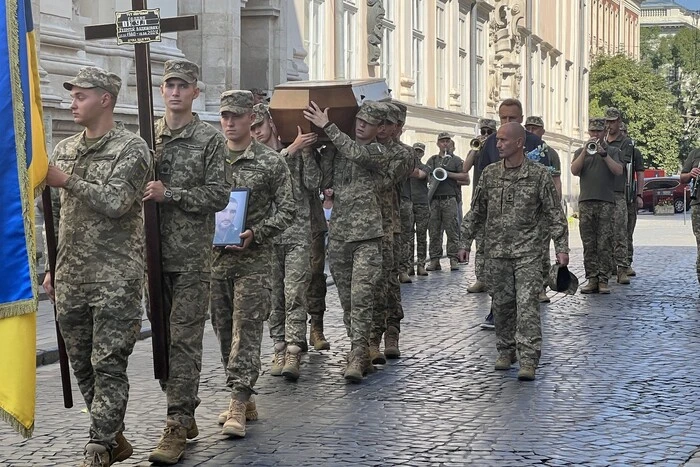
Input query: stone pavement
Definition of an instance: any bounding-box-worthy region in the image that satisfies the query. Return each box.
[3,215,700,465]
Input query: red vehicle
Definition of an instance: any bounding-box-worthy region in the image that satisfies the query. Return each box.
[641,176,691,213]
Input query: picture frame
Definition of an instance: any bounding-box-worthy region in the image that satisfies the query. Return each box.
[213,188,250,247]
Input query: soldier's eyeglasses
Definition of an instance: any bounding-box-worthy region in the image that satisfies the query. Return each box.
[480,129,494,136]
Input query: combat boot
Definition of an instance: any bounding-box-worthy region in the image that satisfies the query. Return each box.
[518,365,536,381]
[281,345,302,381]
[309,319,330,350]
[450,258,459,271]
[416,264,428,276]
[270,342,286,376]
[148,420,188,465]
[598,281,611,294]
[186,420,198,439]
[627,266,637,277]
[398,272,413,283]
[408,267,415,276]
[113,432,133,463]
[222,399,247,437]
[617,267,630,285]
[425,259,441,271]
[80,443,110,467]
[218,396,257,425]
[494,353,517,371]
[538,288,550,303]
[580,278,598,294]
[384,326,401,359]
[467,280,486,293]
[344,348,365,383]
[369,335,387,365]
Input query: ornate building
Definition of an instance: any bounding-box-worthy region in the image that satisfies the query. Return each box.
[33,0,641,207]
[641,0,700,37]
[589,0,642,58]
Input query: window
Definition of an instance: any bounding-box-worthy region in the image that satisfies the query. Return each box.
[380,1,395,89]
[458,11,468,112]
[304,0,326,79]
[436,1,447,109]
[412,0,425,104]
[474,18,486,115]
[343,1,357,78]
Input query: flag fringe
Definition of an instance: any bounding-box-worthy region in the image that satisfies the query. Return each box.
[0,300,36,319]
[0,406,34,438]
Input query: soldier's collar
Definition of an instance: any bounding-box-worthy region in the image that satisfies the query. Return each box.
[158,113,201,139]
[78,123,124,153]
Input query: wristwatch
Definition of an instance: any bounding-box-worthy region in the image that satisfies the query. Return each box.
[164,188,173,201]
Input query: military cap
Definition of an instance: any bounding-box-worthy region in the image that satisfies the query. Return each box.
[249,88,267,97]
[355,101,383,126]
[392,101,408,122]
[605,107,622,121]
[220,90,254,115]
[63,66,122,97]
[437,131,453,141]
[163,59,199,84]
[384,103,400,124]
[413,142,426,153]
[478,118,498,131]
[588,118,605,131]
[525,116,544,127]
[548,263,579,295]
[253,103,270,126]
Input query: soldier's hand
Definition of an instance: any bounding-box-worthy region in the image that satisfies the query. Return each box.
[143,181,166,202]
[42,272,55,304]
[303,101,330,129]
[288,126,318,154]
[690,167,700,178]
[46,165,70,188]
[556,252,569,267]
[457,249,470,264]
[636,195,643,209]
[225,229,254,251]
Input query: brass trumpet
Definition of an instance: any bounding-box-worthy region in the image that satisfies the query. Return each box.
[585,140,599,155]
[470,138,483,151]
[432,167,448,181]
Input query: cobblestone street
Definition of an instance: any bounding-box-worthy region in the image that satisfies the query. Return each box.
[2,215,700,466]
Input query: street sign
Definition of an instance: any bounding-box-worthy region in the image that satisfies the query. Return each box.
[115,8,161,45]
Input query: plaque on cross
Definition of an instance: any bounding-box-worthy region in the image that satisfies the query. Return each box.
[84,0,199,380]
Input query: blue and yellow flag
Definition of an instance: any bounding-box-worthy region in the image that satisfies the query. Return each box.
[0,0,48,437]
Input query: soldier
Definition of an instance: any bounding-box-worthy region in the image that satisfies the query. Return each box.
[307,181,331,351]
[251,103,320,380]
[144,59,231,465]
[426,132,468,272]
[604,107,635,285]
[43,66,151,466]
[303,100,385,382]
[249,88,267,105]
[571,118,623,294]
[524,116,563,303]
[210,91,295,438]
[410,142,431,276]
[458,123,569,381]
[462,118,497,296]
[680,148,700,289]
[620,122,645,277]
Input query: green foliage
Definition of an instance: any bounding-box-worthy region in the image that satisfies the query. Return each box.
[589,54,683,172]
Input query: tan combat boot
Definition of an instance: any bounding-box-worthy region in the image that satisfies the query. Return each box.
[270,342,286,376]
[450,258,460,271]
[494,353,517,371]
[518,365,537,381]
[113,432,133,463]
[399,272,413,283]
[186,420,198,439]
[369,335,387,365]
[467,280,486,293]
[580,278,599,294]
[627,266,637,277]
[309,320,331,350]
[538,288,550,303]
[344,348,365,383]
[617,267,630,285]
[80,443,110,467]
[408,267,415,276]
[218,396,258,425]
[425,259,441,271]
[148,420,188,465]
[416,264,428,276]
[384,326,401,359]
[281,345,302,381]
[598,281,611,294]
[222,399,247,437]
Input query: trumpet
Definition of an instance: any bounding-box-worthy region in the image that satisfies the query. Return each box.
[585,140,599,155]
[470,138,483,151]
[432,167,448,181]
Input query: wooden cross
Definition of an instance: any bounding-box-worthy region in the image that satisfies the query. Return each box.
[84,0,199,380]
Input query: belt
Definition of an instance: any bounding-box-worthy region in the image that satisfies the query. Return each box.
[433,195,456,200]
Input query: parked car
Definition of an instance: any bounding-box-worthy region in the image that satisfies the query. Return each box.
[641,176,691,213]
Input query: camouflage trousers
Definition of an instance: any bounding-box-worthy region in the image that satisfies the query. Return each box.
[693,205,700,284]
[626,200,638,266]
[307,229,327,322]
[399,199,414,274]
[475,228,485,283]
[389,232,405,331]
[411,203,430,266]
[210,270,271,402]
[56,279,142,449]
[578,200,614,282]
[539,220,552,288]
[159,272,209,428]
[485,256,542,367]
[269,243,310,346]
[429,196,460,260]
[328,237,382,349]
[371,234,393,344]
[613,192,629,270]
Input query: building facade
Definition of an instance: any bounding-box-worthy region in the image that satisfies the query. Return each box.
[34,0,641,208]
[641,0,700,37]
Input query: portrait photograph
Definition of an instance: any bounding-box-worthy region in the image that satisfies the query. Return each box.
[213,188,250,247]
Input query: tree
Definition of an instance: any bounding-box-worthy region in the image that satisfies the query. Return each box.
[590,54,683,172]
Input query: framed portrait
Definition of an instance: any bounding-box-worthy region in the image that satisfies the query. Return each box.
[213,188,250,247]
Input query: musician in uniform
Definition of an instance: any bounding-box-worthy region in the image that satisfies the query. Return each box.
[620,122,645,277]
[410,142,431,276]
[680,148,700,289]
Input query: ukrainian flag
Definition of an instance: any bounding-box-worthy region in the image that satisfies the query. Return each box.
[0,0,48,437]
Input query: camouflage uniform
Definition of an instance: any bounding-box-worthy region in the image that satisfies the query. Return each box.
[626,144,645,268]
[51,67,152,451]
[461,158,568,368]
[152,59,231,430]
[681,149,700,284]
[210,91,295,402]
[410,143,430,268]
[307,167,328,322]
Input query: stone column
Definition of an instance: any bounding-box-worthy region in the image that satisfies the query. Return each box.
[240,0,285,92]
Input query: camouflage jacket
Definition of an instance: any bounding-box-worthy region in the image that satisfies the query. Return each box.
[212,139,296,278]
[376,140,414,234]
[51,123,152,283]
[308,149,328,234]
[460,158,569,258]
[392,140,416,232]
[154,115,230,272]
[277,146,321,245]
[320,123,385,243]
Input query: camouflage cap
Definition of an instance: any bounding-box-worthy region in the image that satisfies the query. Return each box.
[163,59,199,84]
[384,103,400,124]
[253,103,270,126]
[548,264,579,295]
[413,142,426,152]
[588,118,606,131]
[605,107,622,121]
[249,88,267,97]
[63,66,122,97]
[478,118,498,131]
[392,101,408,122]
[220,90,254,115]
[525,116,545,127]
[355,101,383,126]
[437,131,453,141]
